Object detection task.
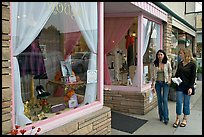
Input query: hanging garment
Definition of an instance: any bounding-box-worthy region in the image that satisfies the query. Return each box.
[127,44,134,67]
[18,38,47,78]
[125,35,134,68]
[125,35,134,49]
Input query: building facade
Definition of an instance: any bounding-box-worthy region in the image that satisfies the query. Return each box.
[2,2,199,135]
[2,2,112,135]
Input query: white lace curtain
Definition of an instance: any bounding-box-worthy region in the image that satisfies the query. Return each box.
[133,17,160,87]
[133,18,153,86]
[11,2,58,126]
[70,2,98,104]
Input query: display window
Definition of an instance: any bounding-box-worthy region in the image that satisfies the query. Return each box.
[171,27,179,76]
[104,17,138,86]
[142,17,161,85]
[186,34,194,51]
[104,15,163,89]
[11,2,102,131]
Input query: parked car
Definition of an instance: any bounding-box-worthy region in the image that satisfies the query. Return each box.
[71,52,91,77]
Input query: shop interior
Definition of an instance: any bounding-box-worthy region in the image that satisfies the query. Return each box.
[105,16,161,87]
[106,17,138,86]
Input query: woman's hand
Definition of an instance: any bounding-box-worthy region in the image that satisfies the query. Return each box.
[152,88,156,93]
[188,88,192,95]
[151,83,154,88]
[168,78,171,85]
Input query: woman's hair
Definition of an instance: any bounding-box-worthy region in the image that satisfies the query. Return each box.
[179,48,194,63]
[153,49,168,67]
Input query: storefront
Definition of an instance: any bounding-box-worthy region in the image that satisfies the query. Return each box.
[6,2,111,135]
[103,2,168,114]
[154,2,197,77]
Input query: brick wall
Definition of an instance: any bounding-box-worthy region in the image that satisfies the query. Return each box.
[43,106,111,135]
[104,89,157,115]
[163,15,172,57]
[2,2,13,134]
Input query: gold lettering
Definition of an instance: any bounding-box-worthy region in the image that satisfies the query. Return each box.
[47,2,82,18]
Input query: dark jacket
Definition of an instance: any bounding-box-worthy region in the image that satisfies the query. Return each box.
[175,60,197,95]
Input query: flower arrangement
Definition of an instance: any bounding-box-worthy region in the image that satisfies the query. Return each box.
[64,89,75,102]
[9,125,41,135]
[39,99,51,113]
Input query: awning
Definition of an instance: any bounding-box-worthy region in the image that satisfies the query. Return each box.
[131,2,168,22]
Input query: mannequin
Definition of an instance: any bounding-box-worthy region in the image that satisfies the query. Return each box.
[125,30,134,70]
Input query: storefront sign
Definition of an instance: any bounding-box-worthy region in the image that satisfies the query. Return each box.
[47,2,81,18]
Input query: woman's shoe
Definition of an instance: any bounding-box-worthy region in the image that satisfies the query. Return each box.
[180,118,187,127]
[36,86,44,99]
[42,90,51,96]
[164,121,168,125]
[173,119,180,128]
[36,85,50,99]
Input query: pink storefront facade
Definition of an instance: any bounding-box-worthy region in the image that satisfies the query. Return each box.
[103,2,169,115]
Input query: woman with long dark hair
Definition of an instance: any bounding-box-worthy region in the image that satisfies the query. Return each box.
[151,49,172,125]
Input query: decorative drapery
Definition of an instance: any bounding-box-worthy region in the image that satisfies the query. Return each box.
[64,31,81,60]
[70,2,98,104]
[133,18,160,86]
[133,18,152,86]
[104,17,134,85]
[11,2,57,126]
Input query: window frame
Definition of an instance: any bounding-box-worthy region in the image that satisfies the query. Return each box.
[10,2,104,134]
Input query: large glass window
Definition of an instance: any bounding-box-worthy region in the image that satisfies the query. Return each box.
[171,27,179,76]
[12,2,99,127]
[143,18,161,84]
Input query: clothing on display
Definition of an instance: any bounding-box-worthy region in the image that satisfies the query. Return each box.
[125,34,135,68]
[18,36,49,99]
[127,45,134,67]
[18,37,47,77]
[125,35,134,49]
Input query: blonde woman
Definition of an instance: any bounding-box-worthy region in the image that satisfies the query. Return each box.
[151,49,172,125]
[173,48,197,128]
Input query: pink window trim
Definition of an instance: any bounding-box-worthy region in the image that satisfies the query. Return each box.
[10,2,15,128]
[131,2,168,22]
[97,2,104,104]
[137,13,163,90]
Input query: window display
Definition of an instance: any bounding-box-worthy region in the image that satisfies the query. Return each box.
[12,2,98,126]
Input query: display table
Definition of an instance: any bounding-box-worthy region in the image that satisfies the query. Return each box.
[46,80,85,94]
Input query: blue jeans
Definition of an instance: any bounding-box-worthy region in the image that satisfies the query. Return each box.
[155,81,169,122]
[176,91,191,115]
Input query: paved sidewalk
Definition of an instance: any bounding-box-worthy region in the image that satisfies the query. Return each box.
[111,81,202,135]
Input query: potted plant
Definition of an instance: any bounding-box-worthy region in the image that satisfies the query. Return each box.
[197,66,202,81]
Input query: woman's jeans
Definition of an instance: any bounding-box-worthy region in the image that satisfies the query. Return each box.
[155,81,169,122]
[176,91,191,115]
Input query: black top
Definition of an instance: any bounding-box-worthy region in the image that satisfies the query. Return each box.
[175,60,197,89]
